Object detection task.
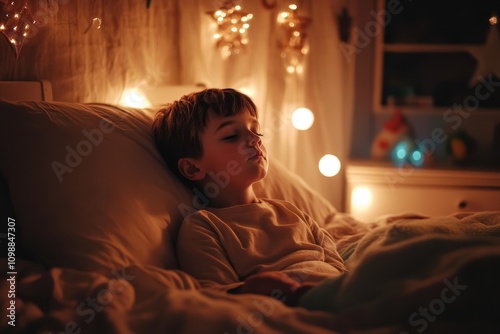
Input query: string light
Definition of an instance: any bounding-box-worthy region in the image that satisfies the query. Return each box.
[277,4,311,74]
[0,1,36,58]
[207,0,253,58]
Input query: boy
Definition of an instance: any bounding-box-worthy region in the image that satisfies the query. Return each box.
[152,88,346,306]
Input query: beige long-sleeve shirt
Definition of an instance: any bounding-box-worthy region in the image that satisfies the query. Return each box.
[176,198,346,290]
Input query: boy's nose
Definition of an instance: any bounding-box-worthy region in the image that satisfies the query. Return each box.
[247,133,262,147]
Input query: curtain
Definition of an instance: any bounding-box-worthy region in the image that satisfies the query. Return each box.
[179,0,357,210]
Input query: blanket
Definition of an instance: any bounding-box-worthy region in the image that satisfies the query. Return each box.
[303,211,500,333]
[2,211,500,333]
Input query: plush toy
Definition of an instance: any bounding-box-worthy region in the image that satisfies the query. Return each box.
[371,110,411,160]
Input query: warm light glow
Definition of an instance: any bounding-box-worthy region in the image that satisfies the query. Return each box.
[237,86,255,98]
[318,154,341,177]
[277,3,311,73]
[207,0,253,57]
[291,107,314,130]
[278,12,289,22]
[351,186,373,210]
[490,15,498,25]
[0,2,36,58]
[119,88,152,108]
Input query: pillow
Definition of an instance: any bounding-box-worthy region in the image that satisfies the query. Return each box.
[0,99,336,273]
[253,160,337,226]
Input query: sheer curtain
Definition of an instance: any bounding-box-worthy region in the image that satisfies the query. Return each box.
[0,0,180,102]
[179,0,357,209]
[0,0,356,209]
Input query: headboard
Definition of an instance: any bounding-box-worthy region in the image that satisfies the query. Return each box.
[0,80,53,101]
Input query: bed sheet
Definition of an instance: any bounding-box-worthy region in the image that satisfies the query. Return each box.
[2,211,499,334]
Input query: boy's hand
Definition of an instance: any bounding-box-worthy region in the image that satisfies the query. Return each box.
[235,271,312,306]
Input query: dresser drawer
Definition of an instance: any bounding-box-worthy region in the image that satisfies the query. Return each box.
[346,160,500,222]
[347,184,500,222]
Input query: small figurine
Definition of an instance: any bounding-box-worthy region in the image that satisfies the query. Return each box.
[371,110,411,160]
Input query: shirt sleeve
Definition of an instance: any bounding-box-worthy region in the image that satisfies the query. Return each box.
[176,213,244,291]
[304,214,347,272]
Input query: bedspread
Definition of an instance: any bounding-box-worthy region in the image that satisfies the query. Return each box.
[303,211,500,333]
[1,259,339,334]
[2,211,500,334]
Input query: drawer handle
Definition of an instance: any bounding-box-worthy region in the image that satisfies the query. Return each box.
[458,201,467,209]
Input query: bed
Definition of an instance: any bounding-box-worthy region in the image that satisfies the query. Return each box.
[1,81,499,334]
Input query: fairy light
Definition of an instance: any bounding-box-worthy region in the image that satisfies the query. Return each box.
[0,1,36,58]
[277,4,311,73]
[207,0,253,58]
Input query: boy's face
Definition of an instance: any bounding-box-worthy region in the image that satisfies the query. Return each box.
[193,109,268,189]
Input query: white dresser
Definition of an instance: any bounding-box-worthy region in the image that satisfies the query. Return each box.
[345,160,500,222]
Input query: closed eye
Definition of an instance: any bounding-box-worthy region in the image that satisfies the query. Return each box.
[222,130,263,141]
[222,134,238,141]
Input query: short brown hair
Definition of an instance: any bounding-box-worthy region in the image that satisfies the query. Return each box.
[152,88,258,188]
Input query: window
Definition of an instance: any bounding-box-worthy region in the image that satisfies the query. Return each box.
[374,0,500,113]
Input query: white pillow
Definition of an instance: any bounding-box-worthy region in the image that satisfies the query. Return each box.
[0,99,336,273]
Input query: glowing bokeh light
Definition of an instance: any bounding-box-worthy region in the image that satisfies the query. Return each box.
[351,186,373,210]
[318,154,341,177]
[292,107,314,130]
[119,88,152,108]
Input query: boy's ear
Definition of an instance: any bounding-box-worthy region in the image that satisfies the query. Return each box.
[178,158,205,181]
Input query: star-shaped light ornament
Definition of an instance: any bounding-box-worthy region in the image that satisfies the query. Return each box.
[277,4,312,74]
[0,1,36,58]
[206,0,253,58]
[469,14,500,87]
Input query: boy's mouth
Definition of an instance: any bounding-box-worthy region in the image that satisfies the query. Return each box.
[248,152,265,161]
